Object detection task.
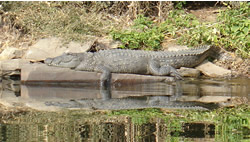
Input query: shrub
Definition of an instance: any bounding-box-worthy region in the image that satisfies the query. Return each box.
[111,2,249,58]
[111,15,164,50]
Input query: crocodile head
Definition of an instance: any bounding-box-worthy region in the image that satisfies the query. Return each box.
[44,53,81,69]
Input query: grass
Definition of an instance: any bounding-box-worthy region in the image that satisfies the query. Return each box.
[111,3,249,57]
[0,1,124,48]
[0,1,249,58]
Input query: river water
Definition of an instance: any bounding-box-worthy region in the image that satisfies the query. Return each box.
[0,77,249,141]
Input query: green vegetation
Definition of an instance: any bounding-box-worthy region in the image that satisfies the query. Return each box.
[0,1,249,57]
[111,2,249,57]
[216,2,250,57]
[111,15,164,50]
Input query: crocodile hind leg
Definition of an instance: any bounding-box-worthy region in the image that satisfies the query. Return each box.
[149,60,183,80]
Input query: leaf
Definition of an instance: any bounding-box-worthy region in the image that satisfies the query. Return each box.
[231,26,239,32]
[243,27,248,35]
[213,35,218,42]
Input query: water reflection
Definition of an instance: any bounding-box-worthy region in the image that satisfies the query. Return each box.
[0,78,249,110]
[0,79,20,97]
[20,78,249,109]
[21,81,219,110]
[19,78,250,99]
[0,117,248,142]
[0,77,249,142]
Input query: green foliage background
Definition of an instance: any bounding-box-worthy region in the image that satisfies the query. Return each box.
[111,2,249,57]
[0,1,249,57]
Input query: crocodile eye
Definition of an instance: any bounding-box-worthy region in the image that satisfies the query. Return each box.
[63,55,74,62]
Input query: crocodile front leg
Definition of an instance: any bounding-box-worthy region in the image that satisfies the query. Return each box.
[95,65,112,88]
[149,60,183,80]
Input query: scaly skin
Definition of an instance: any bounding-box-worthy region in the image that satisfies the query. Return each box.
[45,45,212,84]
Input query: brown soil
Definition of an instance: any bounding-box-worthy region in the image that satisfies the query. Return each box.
[188,7,227,23]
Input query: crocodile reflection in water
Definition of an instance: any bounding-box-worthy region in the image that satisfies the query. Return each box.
[2,78,247,110]
[45,81,219,110]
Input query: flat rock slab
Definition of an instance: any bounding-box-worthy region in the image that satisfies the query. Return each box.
[196,61,231,77]
[178,67,200,78]
[21,64,175,84]
[0,59,30,77]
[0,59,30,71]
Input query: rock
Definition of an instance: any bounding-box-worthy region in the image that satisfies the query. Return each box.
[23,48,49,62]
[96,37,122,49]
[0,59,30,70]
[23,37,62,61]
[23,37,95,61]
[196,60,231,77]
[21,64,175,83]
[178,67,200,78]
[0,47,24,60]
[0,59,30,77]
[234,57,243,65]
[66,41,92,53]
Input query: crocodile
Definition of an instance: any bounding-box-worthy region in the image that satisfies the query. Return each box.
[45,45,212,85]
